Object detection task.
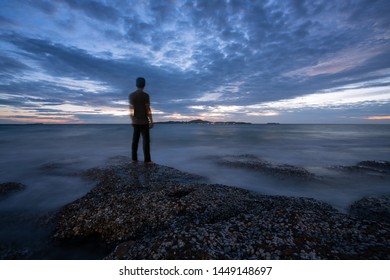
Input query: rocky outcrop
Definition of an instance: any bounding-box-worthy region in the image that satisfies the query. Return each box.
[52,162,390,260]
[350,195,390,223]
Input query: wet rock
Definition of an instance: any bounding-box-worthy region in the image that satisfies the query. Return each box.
[0,210,57,260]
[0,182,26,198]
[357,161,390,173]
[107,207,390,260]
[350,195,390,223]
[105,155,132,166]
[53,163,215,244]
[40,158,85,176]
[212,154,315,179]
[332,160,390,175]
[52,162,390,260]
[0,246,32,260]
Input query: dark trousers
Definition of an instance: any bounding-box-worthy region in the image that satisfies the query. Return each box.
[132,124,151,162]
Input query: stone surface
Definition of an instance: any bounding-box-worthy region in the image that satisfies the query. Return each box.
[52,162,390,260]
[350,195,390,223]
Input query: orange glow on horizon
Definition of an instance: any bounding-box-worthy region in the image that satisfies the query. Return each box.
[366,116,390,120]
[3,118,83,124]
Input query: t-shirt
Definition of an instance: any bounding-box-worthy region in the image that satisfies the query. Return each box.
[129,89,150,125]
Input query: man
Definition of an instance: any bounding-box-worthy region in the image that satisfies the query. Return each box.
[129,77,154,164]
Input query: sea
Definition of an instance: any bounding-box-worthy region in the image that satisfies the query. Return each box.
[0,123,389,259]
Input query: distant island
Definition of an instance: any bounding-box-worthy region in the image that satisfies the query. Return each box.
[25,122,45,125]
[155,119,252,125]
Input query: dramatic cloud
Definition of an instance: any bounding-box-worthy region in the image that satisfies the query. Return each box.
[0,0,389,123]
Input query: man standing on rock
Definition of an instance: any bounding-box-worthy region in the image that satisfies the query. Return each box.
[129,77,154,164]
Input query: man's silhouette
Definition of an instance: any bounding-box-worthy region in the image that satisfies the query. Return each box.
[129,77,154,164]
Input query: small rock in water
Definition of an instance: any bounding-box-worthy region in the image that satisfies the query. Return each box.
[213,154,315,179]
[331,160,390,175]
[0,182,26,198]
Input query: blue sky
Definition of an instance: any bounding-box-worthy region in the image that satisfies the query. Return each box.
[0,0,389,124]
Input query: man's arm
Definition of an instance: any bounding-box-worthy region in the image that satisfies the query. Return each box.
[146,104,154,128]
[129,104,135,125]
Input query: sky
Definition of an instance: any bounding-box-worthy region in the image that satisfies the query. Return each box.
[0,0,390,124]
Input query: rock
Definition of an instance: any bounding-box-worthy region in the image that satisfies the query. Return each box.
[39,157,85,176]
[0,211,56,260]
[0,182,26,198]
[357,161,390,173]
[53,163,213,243]
[52,162,390,260]
[105,195,390,260]
[211,154,315,179]
[332,160,390,175]
[0,246,32,260]
[349,195,390,223]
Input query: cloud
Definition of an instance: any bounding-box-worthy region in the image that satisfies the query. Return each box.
[188,83,390,121]
[0,0,390,123]
[284,46,386,78]
[246,111,280,117]
[0,13,14,27]
[61,0,120,23]
[250,86,390,111]
[0,54,30,73]
[195,92,224,102]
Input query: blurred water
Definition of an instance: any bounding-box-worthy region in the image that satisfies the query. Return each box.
[1,123,390,258]
[1,124,390,212]
[153,124,390,210]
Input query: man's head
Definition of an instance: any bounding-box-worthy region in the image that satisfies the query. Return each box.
[136,77,146,89]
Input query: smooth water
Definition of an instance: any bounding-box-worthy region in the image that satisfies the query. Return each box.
[0,124,390,258]
[153,124,390,209]
[1,124,390,210]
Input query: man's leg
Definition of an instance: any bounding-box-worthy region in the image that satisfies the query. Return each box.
[132,125,141,161]
[140,124,151,162]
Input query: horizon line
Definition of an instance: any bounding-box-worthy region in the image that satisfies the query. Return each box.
[1,122,390,125]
